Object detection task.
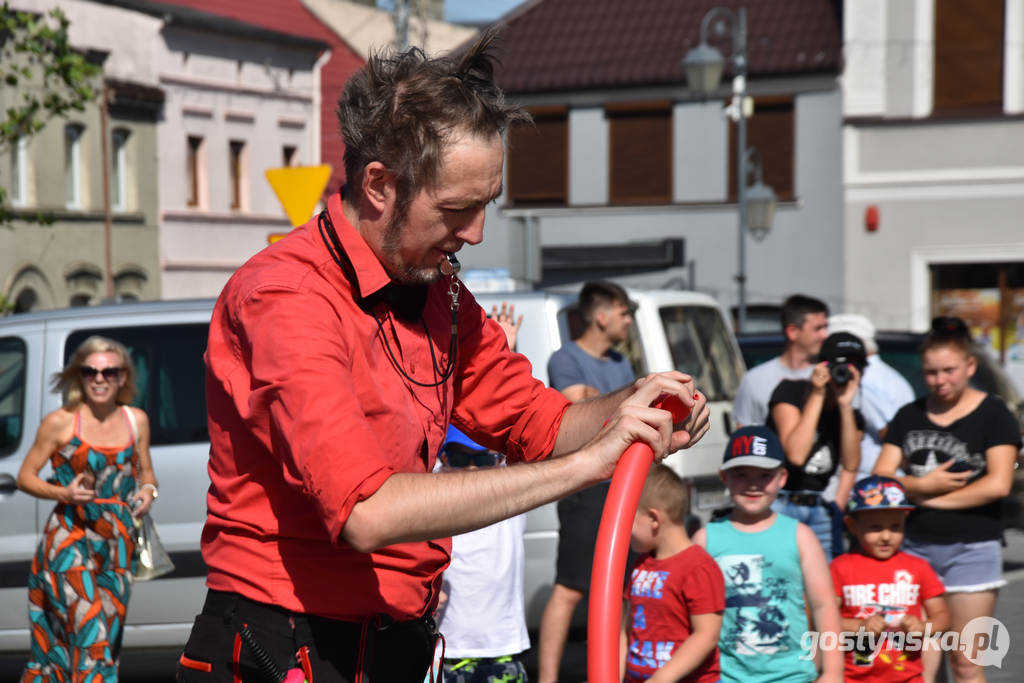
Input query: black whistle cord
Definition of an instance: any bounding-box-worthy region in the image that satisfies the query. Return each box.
[317,210,458,388]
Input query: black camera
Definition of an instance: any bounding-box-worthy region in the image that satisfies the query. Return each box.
[828,360,854,386]
[819,332,868,387]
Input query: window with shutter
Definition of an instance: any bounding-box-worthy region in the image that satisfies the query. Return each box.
[607,102,672,205]
[934,0,1004,115]
[728,96,794,201]
[506,107,568,205]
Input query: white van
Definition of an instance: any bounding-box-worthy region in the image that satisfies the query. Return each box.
[0,287,743,652]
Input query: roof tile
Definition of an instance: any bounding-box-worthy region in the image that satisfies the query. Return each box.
[491,0,841,94]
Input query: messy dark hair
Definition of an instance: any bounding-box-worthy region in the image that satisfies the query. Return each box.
[337,30,528,219]
[780,294,829,331]
[578,281,633,327]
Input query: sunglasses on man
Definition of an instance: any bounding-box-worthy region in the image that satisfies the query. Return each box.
[443,444,504,468]
[80,366,123,381]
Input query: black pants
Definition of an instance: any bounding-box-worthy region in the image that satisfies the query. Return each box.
[176,590,437,683]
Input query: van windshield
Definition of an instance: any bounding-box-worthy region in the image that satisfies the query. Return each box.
[659,306,744,402]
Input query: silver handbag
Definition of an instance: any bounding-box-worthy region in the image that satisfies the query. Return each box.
[133,513,175,581]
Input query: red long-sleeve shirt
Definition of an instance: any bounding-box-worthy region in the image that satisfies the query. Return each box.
[202,193,569,620]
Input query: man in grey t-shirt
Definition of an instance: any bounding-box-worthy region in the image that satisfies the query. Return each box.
[732,294,830,427]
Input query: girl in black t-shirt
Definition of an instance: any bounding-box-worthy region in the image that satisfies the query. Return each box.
[768,331,865,560]
[875,316,1021,683]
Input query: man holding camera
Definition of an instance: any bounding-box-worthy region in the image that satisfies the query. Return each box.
[764,332,866,560]
[732,294,830,428]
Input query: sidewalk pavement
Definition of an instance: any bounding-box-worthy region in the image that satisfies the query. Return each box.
[990,529,1024,681]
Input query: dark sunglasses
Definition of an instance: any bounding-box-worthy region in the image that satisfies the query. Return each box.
[444,445,503,468]
[80,365,123,381]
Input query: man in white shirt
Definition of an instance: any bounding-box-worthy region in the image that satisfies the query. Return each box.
[732,294,830,427]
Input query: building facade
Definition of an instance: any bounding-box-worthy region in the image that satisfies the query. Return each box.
[842,0,1024,386]
[0,0,164,312]
[145,6,329,298]
[457,0,846,330]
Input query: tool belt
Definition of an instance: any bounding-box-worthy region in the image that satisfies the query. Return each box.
[178,589,438,683]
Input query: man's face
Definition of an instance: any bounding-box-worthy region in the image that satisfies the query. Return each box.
[598,301,633,344]
[377,132,504,284]
[788,311,829,357]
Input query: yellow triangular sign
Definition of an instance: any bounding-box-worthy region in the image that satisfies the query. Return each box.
[265,164,333,227]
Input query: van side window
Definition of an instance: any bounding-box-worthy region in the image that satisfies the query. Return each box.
[0,337,27,457]
[659,306,744,401]
[65,324,209,446]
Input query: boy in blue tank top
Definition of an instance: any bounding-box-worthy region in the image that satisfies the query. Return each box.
[693,426,842,683]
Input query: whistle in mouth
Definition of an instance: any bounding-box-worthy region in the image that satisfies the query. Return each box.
[439,252,461,276]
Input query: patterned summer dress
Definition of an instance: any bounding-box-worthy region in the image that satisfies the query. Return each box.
[22,406,139,683]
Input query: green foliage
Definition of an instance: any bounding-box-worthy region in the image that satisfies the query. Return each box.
[1,2,101,224]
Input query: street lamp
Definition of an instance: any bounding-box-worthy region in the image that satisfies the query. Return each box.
[744,148,777,241]
[682,6,777,333]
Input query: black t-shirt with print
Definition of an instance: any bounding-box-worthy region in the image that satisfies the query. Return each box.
[884,394,1023,543]
[767,379,865,493]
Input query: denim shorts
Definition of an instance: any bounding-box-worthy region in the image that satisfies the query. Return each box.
[772,493,836,562]
[902,538,1007,593]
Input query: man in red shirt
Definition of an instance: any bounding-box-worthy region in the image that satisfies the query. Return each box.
[177,34,709,683]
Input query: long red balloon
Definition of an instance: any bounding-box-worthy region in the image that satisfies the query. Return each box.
[587,394,694,683]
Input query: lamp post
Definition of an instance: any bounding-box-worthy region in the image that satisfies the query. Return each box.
[683,6,776,333]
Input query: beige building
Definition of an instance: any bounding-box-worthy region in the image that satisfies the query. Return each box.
[0,1,164,311]
[0,0,331,310]
[302,0,475,59]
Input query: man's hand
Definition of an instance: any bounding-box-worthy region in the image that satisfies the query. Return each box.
[577,372,709,481]
[631,372,710,452]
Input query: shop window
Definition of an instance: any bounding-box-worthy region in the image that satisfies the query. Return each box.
[607,102,671,205]
[506,107,568,205]
[931,262,1024,365]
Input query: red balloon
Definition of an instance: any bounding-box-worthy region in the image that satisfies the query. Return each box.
[587,394,695,683]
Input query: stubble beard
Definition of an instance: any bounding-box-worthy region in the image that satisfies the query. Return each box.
[380,211,441,285]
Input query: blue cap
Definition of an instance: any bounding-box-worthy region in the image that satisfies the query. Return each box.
[721,426,786,470]
[847,475,914,514]
[444,426,488,452]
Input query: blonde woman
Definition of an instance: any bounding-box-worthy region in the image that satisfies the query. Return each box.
[17,336,157,682]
